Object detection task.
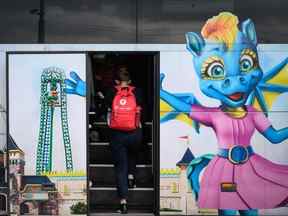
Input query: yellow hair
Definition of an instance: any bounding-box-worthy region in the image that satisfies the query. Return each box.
[201,12,239,50]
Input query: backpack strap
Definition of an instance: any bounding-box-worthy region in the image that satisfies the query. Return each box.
[114,85,135,96]
[127,86,135,95]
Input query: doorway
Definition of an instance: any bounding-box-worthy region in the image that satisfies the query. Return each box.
[0,194,7,212]
[87,52,159,214]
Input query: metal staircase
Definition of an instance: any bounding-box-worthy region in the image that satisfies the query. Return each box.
[88,112,154,215]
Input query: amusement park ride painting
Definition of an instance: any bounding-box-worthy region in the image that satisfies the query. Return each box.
[8,53,87,215]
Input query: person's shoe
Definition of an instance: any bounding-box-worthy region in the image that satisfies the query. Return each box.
[128,177,136,188]
[120,203,128,214]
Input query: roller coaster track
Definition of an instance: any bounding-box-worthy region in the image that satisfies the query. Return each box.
[36,67,73,175]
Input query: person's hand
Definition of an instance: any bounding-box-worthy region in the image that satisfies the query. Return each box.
[64,71,86,97]
[97,91,105,99]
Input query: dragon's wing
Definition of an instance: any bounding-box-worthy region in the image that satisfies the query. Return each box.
[160,93,200,133]
[246,57,288,114]
[186,154,214,200]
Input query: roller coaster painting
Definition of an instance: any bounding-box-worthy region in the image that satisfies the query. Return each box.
[8,53,86,176]
[36,67,73,175]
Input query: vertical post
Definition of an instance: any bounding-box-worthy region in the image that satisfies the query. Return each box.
[38,0,45,43]
[135,0,138,43]
[153,52,160,215]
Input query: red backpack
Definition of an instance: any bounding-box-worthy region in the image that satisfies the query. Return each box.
[109,85,141,131]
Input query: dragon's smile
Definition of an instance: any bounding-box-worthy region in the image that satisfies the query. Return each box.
[208,86,247,105]
[228,92,245,101]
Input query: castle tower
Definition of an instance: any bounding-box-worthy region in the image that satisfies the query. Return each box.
[176,147,196,215]
[8,135,25,175]
[8,135,25,192]
[7,135,25,214]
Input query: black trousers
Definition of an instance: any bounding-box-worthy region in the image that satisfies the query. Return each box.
[110,128,142,199]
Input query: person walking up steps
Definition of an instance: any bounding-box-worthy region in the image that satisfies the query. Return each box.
[104,65,143,214]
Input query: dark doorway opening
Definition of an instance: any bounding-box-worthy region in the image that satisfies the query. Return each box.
[20,202,29,215]
[0,194,7,212]
[87,52,159,214]
[0,151,5,185]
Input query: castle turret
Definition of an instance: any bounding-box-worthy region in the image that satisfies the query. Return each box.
[8,135,25,175]
[176,147,196,215]
[8,135,25,195]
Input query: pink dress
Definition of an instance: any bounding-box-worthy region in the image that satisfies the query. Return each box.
[190,105,288,210]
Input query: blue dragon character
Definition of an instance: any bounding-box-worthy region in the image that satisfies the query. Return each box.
[160,12,288,216]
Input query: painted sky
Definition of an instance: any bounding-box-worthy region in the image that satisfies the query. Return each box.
[9,53,86,175]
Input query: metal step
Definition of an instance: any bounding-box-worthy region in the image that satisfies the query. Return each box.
[89,187,154,213]
[89,164,152,168]
[90,187,154,191]
[89,142,152,165]
[90,142,152,146]
[88,115,154,213]
[89,165,153,187]
[90,213,154,216]
[90,121,153,127]
[89,122,152,143]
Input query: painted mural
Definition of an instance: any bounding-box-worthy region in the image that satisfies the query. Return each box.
[8,54,87,215]
[160,12,288,215]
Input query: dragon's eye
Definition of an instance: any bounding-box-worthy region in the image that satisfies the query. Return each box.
[207,62,225,79]
[201,56,225,80]
[240,49,258,72]
[240,55,254,72]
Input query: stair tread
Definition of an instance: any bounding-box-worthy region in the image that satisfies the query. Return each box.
[89,115,154,213]
[89,146,152,164]
[89,164,151,167]
[90,189,154,210]
[91,120,153,125]
[90,213,154,216]
[89,164,153,187]
[90,187,154,191]
[89,128,152,143]
[90,142,152,146]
